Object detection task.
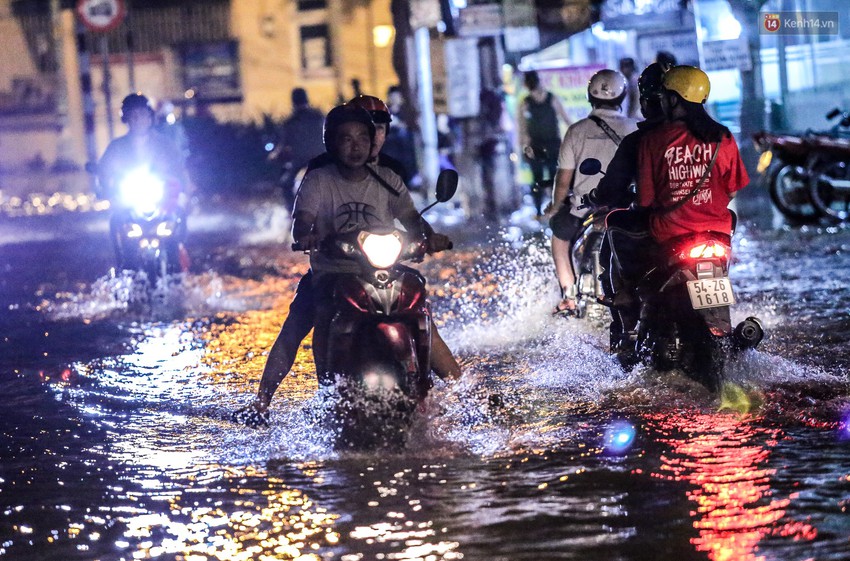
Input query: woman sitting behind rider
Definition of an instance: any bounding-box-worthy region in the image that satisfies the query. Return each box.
[636,65,749,244]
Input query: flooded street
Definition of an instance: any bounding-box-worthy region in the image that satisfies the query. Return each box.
[1,195,849,561]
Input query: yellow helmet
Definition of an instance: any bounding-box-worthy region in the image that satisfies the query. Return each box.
[663,65,710,104]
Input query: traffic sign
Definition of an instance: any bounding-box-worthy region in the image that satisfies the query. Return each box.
[76,0,126,33]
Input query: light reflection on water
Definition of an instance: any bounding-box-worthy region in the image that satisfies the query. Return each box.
[3,228,850,560]
[646,411,818,561]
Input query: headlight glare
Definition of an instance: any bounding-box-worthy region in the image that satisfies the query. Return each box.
[359,232,402,269]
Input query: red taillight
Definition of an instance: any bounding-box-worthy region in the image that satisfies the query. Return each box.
[688,242,728,259]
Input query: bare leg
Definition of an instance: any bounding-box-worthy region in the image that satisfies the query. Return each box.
[253,272,315,411]
[431,320,460,380]
[552,236,576,297]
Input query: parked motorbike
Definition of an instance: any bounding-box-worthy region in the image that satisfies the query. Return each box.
[753,108,850,222]
[806,124,850,222]
[301,170,458,448]
[631,225,763,392]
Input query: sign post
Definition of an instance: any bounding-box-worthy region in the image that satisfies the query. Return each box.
[76,0,126,33]
[76,0,125,145]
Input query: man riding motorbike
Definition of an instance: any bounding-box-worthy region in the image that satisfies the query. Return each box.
[589,62,667,351]
[97,93,191,270]
[236,102,458,425]
[545,69,638,315]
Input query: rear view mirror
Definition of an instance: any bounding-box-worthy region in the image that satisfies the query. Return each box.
[435,169,458,203]
[579,158,603,176]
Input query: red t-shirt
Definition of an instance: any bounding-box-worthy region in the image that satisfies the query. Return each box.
[637,121,749,242]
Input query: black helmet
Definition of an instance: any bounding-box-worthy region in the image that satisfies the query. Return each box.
[120,93,153,123]
[637,63,666,101]
[323,103,376,156]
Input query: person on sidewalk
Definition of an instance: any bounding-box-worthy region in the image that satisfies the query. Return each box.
[517,70,572,217]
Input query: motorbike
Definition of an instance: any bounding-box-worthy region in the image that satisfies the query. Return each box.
[806,129,850,222]
[302,170,458,448]
[95,164,187,282]
[753,108,850,222]
[630,224,764,392]
[569,158,611,321]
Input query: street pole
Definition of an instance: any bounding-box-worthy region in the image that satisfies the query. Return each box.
[101,36,115,141]
[126,0,135,91]
[76,20,99,170]
[414,27,439,190]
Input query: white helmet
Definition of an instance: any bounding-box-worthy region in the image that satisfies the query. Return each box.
[587,69,627,106]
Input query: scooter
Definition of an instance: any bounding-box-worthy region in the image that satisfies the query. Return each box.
[302,170,458,448]
[569,158,611,321]
[632,225,763,392]
[110,167,187,281]
[753,108,850,222]
[806,128,850,222]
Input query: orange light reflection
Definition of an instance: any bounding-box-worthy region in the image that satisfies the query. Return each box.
[646,412,817,561]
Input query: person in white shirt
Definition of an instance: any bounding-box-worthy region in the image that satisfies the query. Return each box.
[544,69,639,315]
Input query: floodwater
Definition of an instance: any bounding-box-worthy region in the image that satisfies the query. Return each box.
[1,197,849,561]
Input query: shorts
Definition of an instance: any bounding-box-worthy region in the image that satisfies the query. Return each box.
[549,207,585,242]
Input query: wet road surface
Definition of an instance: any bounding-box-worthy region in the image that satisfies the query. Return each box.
[1,193,849,561]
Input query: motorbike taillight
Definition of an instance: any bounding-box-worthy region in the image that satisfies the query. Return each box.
[688,242,728,259]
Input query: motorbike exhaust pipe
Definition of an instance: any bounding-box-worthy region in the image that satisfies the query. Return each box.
[733,317,764,350]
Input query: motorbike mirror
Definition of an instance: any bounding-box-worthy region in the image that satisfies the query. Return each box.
[826,108,841,120]
[579,158,603,176]
[84,161,98,174]
[435,169,458,203]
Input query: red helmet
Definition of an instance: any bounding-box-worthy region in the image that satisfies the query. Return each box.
[348,94,392,125]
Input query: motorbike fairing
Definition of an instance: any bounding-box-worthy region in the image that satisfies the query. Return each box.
[327,269,433,401]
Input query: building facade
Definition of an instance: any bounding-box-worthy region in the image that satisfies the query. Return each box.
[0,0,398,176]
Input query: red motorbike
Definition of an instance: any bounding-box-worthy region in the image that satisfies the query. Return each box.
[753,108,850,222]
[307,170,458,448]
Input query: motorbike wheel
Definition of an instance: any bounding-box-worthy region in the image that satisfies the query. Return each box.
[692,331,727,393]
[768,164,821,223]
[808,161,850,222]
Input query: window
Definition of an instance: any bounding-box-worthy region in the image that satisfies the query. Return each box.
[300,24,332,71]
[297,0,327,11]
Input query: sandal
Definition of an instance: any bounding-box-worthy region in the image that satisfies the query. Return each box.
[552,285,578,317]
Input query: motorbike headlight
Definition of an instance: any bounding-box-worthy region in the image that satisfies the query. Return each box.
[125,223,143,238]
[119,169,165,214]
[156,221,174,237]
[756,150,773,173]
[359,231,403,269]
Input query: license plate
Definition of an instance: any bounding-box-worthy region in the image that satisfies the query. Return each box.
[687,277,735,309]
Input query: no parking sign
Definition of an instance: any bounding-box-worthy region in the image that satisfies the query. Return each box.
[76,0,126,33]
